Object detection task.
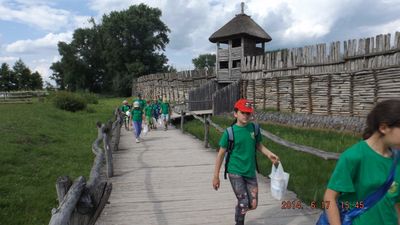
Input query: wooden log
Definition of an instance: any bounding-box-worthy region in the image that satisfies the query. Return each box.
[49,176,86,225]
[180,109,184,132]
[204,114,210,148]
[56,176,72,204]
[87,182,112,225]
[103,121,113,178]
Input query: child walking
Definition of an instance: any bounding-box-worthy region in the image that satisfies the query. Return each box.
[212,99,279,225]
[131,101,144,143]
[320,99,400,225]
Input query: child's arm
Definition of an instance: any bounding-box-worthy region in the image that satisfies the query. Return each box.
[323,189,341,225]
[212,147,226,191]
[256,143,279,164]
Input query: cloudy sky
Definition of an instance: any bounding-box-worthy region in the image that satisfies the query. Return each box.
[0,0,400,85]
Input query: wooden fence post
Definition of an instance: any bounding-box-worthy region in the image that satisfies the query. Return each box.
[204,115,210,148]
[56,176,72,204]
[276,78,280,111]
[327,74,332,115]
[180,109,184,132]
[263,79,266,110]
[290,76,295,112]
[252,79,256,105]
[349,73,354,116]
[49,176,86,225]
[103,122,113,178]
[308,75,313,114]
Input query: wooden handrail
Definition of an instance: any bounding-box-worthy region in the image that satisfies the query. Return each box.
[189,112,339,160]
[48,107,121,225]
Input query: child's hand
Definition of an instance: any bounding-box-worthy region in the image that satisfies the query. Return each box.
[212,177,220,191]
[268,152,280,165]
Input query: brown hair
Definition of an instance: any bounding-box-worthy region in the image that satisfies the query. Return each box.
[362,99,400,139]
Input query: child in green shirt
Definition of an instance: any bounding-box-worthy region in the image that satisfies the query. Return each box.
[322,99,400,225]
[212,99,279,225]
[131,101,144,143]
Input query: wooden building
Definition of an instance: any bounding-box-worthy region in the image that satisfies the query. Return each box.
[209,2,272,83]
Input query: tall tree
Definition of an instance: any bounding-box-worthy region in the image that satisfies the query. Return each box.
[0,62,18,91]
[51,4,170,96]
[192,54,216,70]
[30,71,43,90]
[13,59,31,90]
[0,63,11,91]
[49,61,65,90]
[101,4,170,95]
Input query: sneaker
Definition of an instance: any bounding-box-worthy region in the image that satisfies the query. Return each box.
[135,138,140,143]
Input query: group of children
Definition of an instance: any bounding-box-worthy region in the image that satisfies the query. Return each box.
[121,95,400,225]
[120,94,171,143]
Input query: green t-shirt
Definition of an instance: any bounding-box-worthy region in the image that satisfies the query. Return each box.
[161,102,169,114]
[327,140,400,225]
[131,108,143,121]
[120,105,130,113]
[144,105,153,117]
[218,123,262,178]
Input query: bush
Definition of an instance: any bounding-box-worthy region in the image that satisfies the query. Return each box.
[79,92,99,104]
[52,91,87,112]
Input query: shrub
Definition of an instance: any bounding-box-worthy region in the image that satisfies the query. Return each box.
[52,91,87,112]
[79,92,99,104]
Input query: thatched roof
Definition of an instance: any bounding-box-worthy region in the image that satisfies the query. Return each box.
[209,13,272,43]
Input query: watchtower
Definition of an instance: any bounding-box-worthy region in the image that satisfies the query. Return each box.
[209,2,272,83]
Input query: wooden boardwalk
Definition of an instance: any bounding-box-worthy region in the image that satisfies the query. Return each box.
[95,123,321,225]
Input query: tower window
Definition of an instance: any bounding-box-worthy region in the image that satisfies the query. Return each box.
[232,38,241,47]
[232,60,241,68]
[219,61,228,69]
[219,41,228,49]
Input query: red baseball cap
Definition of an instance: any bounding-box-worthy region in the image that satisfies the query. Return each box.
[234,99,254,113]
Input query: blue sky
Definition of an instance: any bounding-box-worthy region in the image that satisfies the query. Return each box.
[0,0,400,85]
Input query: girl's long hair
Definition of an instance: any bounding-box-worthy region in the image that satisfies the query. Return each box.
[362,99,400,139]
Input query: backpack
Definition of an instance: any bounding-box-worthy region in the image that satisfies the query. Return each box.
[224,123,261,179]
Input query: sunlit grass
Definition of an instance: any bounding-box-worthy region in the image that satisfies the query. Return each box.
[0,96,121,225]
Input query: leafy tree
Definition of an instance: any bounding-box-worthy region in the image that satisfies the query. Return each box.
[12,59,32,90]
[49,61,65,90]
[0,63,11,91]
[0,62,17,91]
[51,4,170,96]
[192,54,216,69]
[30,71,43,90]
[0,60,43,91]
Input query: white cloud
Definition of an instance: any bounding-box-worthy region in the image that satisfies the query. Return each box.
[5,32,72,54]
[0,1,92,32]
[0,4,69,31]
[33,61,53,84]
[0,56,18,63]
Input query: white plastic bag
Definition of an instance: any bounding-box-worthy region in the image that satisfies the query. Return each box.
[142,124,149,135]
[269,162,290,200]
[158,118,163,125]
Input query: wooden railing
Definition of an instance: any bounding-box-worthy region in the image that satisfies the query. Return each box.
[48,108,123,225]
[0,90,48,103]
[174,110,339,160]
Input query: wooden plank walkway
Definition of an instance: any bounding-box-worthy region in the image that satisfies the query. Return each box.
[95,123,321,225]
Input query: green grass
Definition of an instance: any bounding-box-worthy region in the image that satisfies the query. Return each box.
[183,115,361,205]
[0,96,121,225]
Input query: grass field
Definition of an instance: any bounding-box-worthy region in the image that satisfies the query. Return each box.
[0,97,121,225]
[182,115,361,205]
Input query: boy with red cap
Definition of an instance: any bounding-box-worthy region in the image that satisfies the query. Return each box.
[212,98,280,225]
